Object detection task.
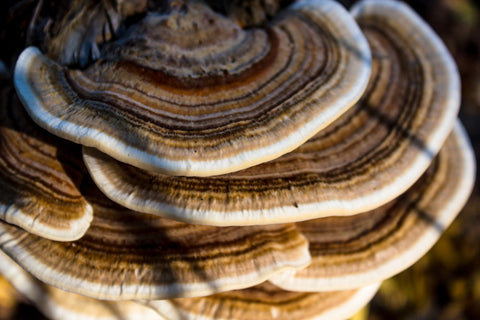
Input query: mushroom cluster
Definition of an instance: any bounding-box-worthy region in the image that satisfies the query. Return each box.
[0,0,475,319]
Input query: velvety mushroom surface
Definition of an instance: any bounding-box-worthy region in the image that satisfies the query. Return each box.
[270,121,475,291]
[14,0,371,176]
[0,251,164,320]
[142,281,380,320]
[84,0,460,226]
[0,85,92,241]
[0,179,310,300]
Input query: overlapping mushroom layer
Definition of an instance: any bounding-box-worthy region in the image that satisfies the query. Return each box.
[270,122,475,291]
[143,281,381,320]
[0,0,475,320]
[0,251,163,320]
[0,179,310,300]
[83,0,460,226]
[0,86,92,241]
[14,0,371,177]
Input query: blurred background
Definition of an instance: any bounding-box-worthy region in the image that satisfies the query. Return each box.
[0,0,479,319]
[349,0,480,318]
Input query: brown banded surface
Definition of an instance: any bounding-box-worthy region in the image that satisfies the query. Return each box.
[0,86,92,241]
[14,0,371,176]
[142,281,380,320]
[270,121,475,291]
[83,0,460,226]
[0,179,310,300]
[44,0,148,68]
[0,251,164,320]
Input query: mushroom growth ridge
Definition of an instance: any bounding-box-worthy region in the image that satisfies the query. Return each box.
[0,0,475,319]
[83,0,461,226]
[0,86,92,241]
[14,0,371,177]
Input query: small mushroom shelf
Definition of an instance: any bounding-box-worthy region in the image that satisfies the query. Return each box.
[0,0,474,319]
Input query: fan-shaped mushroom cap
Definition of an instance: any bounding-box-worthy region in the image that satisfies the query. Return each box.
[83,0,460,226]
[14,0,371,176]
[0,86,92,241]
[0,251,164,320]
[269,121,475,291]
[142,281,380,320]
[0,179,310,300]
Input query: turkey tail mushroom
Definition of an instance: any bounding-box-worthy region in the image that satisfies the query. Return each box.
[14,0,371,176]
[83,0,461,226]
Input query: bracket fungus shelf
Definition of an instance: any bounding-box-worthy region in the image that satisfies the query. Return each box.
[0,251,163,320]
[83,0,460,226]
[0,179,311,300]
[0,86,93,241]
[0,250,378,320]
[0,0,475,319]
[14,0,371,177]
[142,281,381,320]
[269,122,475,292]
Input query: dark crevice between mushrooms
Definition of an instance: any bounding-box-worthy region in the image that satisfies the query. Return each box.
[206,0,295,28]
[362,103,437,160]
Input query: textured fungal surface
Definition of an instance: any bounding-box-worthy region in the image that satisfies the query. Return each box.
[0,0,475,319]
[0,251,163,320]
[83,0,460,226]
[143,281,380,320]
[0,180,310,300]
[0,86,92,241]
[270,122,475,291]
[14,0,371,176]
